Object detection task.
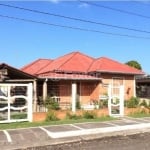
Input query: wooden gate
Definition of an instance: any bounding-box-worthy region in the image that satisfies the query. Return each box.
[0,83,32,123]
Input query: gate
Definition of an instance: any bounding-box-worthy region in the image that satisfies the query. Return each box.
[108,85,124,117]
[0,83,32,123]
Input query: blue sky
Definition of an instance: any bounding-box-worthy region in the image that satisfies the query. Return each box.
[0,1,150,74]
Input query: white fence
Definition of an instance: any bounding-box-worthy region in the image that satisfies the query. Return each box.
[0,83,32,123]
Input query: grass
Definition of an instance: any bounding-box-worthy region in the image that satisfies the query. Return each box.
[11,113,27,119]
[0,116,115,130]
[128,112,150,118]
[1,110,150,130]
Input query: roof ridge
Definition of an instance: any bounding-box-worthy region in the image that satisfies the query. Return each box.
[36,60,54,75]
[101,57,141,70]
[87,58,96,72]
[57,51,79,71]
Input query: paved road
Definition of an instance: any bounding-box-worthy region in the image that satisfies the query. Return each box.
[44,132,150,150]
[1,117,150,150]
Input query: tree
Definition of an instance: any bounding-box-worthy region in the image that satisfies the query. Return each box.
[125,60,142,70]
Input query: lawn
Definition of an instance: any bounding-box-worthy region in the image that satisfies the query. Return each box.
[0,116,115,130]
[128,112,150,118]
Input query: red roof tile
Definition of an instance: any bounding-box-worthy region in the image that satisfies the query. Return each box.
[56,51,94,72]
[33,51,94,74]
[88,57,144,75]
[21,59,52,75]
[21,51,144,77]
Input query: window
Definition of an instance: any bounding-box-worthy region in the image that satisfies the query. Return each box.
[112,77,124,96]
[112,77,124,87]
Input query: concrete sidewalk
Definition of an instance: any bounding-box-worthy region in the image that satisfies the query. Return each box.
[1,117,150,150]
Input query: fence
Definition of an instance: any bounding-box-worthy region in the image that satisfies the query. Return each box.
[0,83,32,123]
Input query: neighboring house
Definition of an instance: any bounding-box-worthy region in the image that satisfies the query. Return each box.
[21,51,144,112]
[0,63,37,122]
[0,63,36,83]
[0,63,37,105]
[136,75,150,98]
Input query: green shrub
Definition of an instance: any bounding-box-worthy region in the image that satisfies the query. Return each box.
[83,111,97,119]
[124,100,128,107]
[44,96,60,110]
[129,109,150,118]
[99,100,108,108]
[45,111,59,121]
[126,97,139,108]
[66,112,82,120]
[76,101,81,109]
[140,99,148,107]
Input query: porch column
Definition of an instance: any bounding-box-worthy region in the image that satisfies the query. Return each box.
[108,84,111,116]
[33,79,37,112]
[43,79,48,101]
[133,76,136,97]
[72,82,77,112]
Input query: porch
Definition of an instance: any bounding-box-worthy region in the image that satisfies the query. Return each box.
[35,79,101,112]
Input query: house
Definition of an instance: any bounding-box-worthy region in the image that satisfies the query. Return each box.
[136,75,150,98]
[0,63,37,122]
[21,51,144,113]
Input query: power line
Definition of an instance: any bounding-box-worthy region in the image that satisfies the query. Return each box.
[0,14,150,40]
[78,0,150,19]
[0,3,150,34]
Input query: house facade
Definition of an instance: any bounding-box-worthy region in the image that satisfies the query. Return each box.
[136,75,150,98]
[21,51,144,112]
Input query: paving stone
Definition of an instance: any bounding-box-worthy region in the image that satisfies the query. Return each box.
[109,120,139,126]
[8,127,50,143]
[74,122,112,129]
[44,125,79,132]
[30,128,50,140]
[1,117,150,149]
[0,131,7,143]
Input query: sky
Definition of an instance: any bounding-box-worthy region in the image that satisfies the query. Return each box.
[0,0,150,74]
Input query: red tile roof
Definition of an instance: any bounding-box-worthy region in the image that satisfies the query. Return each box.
[21,59,52,75]
[21,51,144,77]
[88,57,144,75]
[37,51,94,74]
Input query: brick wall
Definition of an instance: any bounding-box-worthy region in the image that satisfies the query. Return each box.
[48,74,135,110]
[100,73,135,100]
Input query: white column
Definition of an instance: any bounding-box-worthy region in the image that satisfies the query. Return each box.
[108,84,111,116]
[120,85,124,116]
[72,82,77,112]
[28,83,33,122]
[7,85,11,122]
[33,80,37,112]
[133,76,136,97]
[43,79,48,100]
